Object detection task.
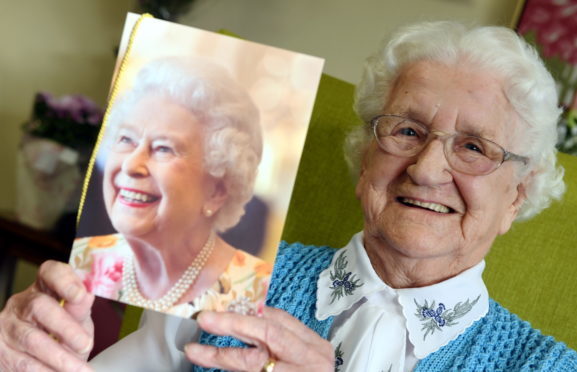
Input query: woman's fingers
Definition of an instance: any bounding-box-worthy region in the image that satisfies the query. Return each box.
[0,344,53,372]
[1,319,92,372]
[185,343,269,372]
[185,343,298,372]
[19,261,94,354]
[27,292,93,354]
[36,260,94,322]
[259,307,333,353]
[196,310,305,362]
[199,309,333,362]
[185,308,334,371]
[0,260,95,370]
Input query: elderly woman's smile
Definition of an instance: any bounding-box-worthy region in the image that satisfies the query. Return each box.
[395,197,455,214]
[359,60,525,286]
[103,93,218,241]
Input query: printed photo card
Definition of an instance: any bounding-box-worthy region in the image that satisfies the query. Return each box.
[70,13,324,318]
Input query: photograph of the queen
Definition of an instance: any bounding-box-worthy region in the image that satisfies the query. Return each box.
[71,57,271,317]
[68,14,323,318]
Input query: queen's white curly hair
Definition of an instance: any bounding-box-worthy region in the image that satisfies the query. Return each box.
[347,21,565,220]
[106,57,262,231]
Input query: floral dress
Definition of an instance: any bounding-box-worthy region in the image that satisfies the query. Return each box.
[70,234,272,318]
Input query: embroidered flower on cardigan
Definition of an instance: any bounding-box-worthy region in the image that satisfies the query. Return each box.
[414,295,481,340]
[329,251,364,304]
[334,342,344,372]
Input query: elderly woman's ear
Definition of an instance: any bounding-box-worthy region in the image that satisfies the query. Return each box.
[203,178,228,217]
[498,181,528,235]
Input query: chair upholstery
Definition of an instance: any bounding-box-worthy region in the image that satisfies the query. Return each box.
[282,73,577,349]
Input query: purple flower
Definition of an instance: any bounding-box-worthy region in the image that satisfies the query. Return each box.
[37,93,103,125]
[25,91,104,152]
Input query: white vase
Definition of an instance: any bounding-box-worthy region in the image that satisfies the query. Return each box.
[16,137,81,230]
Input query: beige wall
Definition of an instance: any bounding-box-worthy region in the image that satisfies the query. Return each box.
[0,1,132,212]
[183,0,521,84]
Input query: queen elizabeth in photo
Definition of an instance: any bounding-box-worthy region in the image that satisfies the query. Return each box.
[69,57,272,317]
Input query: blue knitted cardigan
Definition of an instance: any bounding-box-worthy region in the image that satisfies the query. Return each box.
[196,242,577,371]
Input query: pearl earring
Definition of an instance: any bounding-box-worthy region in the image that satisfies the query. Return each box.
[204,208,213,217]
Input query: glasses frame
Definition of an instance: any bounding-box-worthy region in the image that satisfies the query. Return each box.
[370,114,529,176]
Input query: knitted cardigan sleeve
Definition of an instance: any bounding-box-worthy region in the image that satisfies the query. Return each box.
[415,300,577,372]
[264,241,336,337]
[193,242,336,372]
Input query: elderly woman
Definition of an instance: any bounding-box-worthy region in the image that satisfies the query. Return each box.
[70,56,271,317]
[1,21,576,372]
[185,21,576,371]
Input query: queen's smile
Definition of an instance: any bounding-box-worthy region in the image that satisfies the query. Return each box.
[117,187,160,207]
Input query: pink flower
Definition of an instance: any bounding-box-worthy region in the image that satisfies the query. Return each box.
[518,0,577,64]
[83,252,124,299]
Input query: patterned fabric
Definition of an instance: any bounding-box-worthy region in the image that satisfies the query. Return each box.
[194,241,577,372]
[327,250,364,304]
[414,296,481,341]
[71,234,272,318]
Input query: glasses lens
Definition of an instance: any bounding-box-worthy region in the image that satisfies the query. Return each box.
[372,115,512,176]
[449,134,503,175]
[374,116,428,155]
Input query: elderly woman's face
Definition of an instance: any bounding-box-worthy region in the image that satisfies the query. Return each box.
[357,60,526,263]
[103,94,222,241]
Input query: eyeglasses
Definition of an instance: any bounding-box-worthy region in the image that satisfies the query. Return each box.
[370,114,529,176]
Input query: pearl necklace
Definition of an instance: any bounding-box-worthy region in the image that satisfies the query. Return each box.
[122,232,215,312]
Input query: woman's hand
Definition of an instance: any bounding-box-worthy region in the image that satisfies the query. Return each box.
[184,307,334,372]
[0,260,95,371]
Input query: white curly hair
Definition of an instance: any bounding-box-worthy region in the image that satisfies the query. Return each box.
[347,21,565,221]
[106,56,262,231]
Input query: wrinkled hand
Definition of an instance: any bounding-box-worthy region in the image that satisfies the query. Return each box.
[0,260,95,371]
[185,307,334,372]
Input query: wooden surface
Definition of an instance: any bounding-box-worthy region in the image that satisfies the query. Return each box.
[0,212,74,306]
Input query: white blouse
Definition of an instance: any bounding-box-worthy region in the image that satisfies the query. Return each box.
[90,310,196,372]
[317,232,489,372]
